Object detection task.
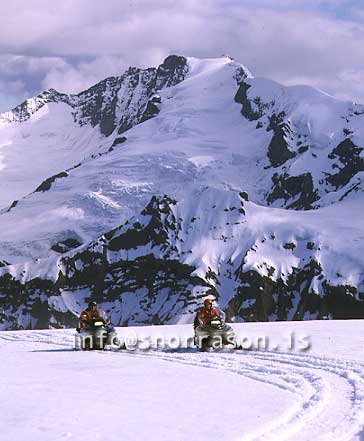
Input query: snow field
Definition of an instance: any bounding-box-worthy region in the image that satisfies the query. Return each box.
[1,320,364,440]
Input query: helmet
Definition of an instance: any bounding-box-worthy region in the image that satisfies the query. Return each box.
[204,298,213,306]
[88,301,97,308]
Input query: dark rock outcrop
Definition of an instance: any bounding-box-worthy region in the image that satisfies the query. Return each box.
[34,171,69,193]
[266,113,296,168]
[51,238,82,254]
[74,55,188,136]
[234,82,267,121]
[224,259,364,322]
[155,55,188,89]
[109,136,127,151]
[267,172,319,210]
[326,138,364,189]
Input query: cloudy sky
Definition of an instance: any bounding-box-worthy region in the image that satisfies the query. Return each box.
[0,0,363,111]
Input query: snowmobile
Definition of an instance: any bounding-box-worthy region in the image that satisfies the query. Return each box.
[194,310,236,351]
[77,317,120,350]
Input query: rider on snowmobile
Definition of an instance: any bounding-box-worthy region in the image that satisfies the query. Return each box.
[79,301,108,329]
[77,301,120,349]
[197,298,221,327]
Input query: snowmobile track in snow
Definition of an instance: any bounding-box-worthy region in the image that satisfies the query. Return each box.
[2,329,364,440]
[125,349,364,441]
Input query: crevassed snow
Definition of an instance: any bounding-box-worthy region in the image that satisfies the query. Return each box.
[0,102,108,208]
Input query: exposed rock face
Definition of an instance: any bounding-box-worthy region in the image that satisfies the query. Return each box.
[266,113,296,168]
[34,172,69,193]
[267,173,319,210]
[155,55,189,89]
[0,89,73,124]
[0,192,363,329]
[0,56,189,138]
[224,261,364,322]
[234,82,267,121]
[326,139,364,189]
[0,274,78,330]
[51,238,82,254]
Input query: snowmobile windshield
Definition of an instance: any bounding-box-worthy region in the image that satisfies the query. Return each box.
[215,309,226,322]
[97,309,108,321]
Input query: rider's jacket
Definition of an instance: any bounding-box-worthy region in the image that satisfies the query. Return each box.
[197,307,220,326]
[79,308,106,328]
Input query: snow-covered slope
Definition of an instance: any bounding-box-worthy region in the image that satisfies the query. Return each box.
[234,77,364,209]
[2,321,364,440]
[0,55,189,208]
[0,55,363,329]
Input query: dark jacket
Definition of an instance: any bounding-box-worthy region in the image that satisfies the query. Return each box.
[79,308,106,328]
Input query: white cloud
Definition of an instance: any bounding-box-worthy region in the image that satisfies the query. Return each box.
[0,0,363,110]
[41,56,128,93]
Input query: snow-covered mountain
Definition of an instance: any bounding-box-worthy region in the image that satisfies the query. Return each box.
[0,55,363,330]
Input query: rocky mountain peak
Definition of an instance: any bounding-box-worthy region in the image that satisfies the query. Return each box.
[0,55,189,135]
[1,55,364,329]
